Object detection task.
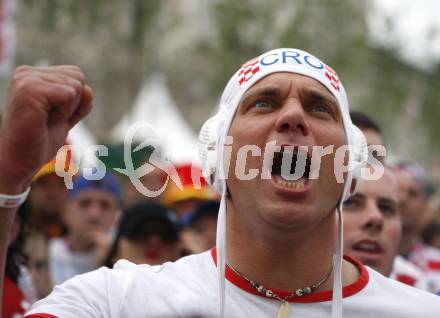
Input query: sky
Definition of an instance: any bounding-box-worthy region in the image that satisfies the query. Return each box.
[369,0,440,71]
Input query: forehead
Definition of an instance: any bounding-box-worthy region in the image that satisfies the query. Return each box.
[33,173,65,187]
[242,72,338,101]
[359,169,398,200]
[69,190,117,204]
[396,170,420,189]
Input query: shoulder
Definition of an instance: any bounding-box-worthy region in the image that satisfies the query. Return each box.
[25,251,215,318]
[25,265,124,317]
[342,266,440,317]
[113,249,213,275]
[390,255,425,286]
[113,250,216,291]
[362,267,440,310]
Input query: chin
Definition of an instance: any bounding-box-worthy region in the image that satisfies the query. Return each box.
[261,205,318,231]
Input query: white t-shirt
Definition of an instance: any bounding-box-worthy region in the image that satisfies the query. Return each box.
[48,238,97,286]
[26,248,440,318]
[390,255,429,291]
[18,265,38,304]
[409,244,440,294]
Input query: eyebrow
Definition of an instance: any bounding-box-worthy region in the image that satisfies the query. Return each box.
[242,86,282,100]
[377,197,398,207]
[349,193,364,201]
[300,88,339,110]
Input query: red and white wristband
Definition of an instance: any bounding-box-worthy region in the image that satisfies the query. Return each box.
[0,187,30,208]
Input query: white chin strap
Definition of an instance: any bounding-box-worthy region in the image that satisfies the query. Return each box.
[331,170,353,318]
[332,200,344,318]
[216,187,227,318]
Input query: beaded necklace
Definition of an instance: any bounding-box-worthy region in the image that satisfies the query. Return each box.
[227,261,333,318]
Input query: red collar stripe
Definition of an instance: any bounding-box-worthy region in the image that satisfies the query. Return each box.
[210,247,369,303]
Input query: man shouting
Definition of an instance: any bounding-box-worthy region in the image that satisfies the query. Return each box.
[1,50,439,318]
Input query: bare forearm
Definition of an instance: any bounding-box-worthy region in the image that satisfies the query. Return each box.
[0,173,29,313]
[0,206,17,290]
[0,65,92,313]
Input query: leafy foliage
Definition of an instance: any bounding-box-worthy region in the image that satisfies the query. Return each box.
[11,0,440,165]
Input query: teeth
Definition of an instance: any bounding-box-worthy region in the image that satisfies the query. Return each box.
[275,177,306,189]
[356,242,378,251]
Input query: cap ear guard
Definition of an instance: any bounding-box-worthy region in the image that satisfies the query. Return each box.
[348,125,368,195]
[199,115,220,188]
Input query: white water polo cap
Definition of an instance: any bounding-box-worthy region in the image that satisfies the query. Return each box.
[198,48,368,318]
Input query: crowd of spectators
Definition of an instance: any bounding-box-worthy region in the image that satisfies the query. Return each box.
[3,110,440,317]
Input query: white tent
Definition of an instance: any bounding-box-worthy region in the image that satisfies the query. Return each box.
[111,73,199,165]
[67,121,98,165]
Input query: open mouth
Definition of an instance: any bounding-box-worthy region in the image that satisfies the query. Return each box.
[271,146,311,190]
[352,240,383,255]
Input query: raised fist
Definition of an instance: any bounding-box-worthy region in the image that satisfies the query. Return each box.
[0,66,93,192]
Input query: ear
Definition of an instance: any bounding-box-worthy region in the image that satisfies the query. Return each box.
[199,115,220,187]
[348,126,368,196]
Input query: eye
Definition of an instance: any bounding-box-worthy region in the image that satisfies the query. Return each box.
[379,203,397,217]
[253,100,273,109]
[79,198,91,208]
[408,189,420,199]
[311,105,330,113]
[100,200,111,211]
[343,197,360,210]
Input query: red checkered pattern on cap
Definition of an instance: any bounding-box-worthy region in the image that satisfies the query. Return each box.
[238,58,260,85]
[324,65,340,91]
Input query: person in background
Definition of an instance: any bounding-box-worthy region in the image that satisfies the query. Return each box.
[23,230,52,299]
[3,201,33,317]
[343,164,428,289]
[349,112,431,289]
[393,160,432,257]
[123,166,168,207]
[28,158,70,239]
[103,202,181,267]
[392,159,440,293]
[349,111,384,147]
[350,111,385,162]
[181,200,219,254]
[343,165,401,277]
[164,163,218,217]
[423,221,440,250]
[48,173,121,285]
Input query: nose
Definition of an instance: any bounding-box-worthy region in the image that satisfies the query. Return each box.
[86,203,104,222]
[362,202,384,233]
[274,98,310,136]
